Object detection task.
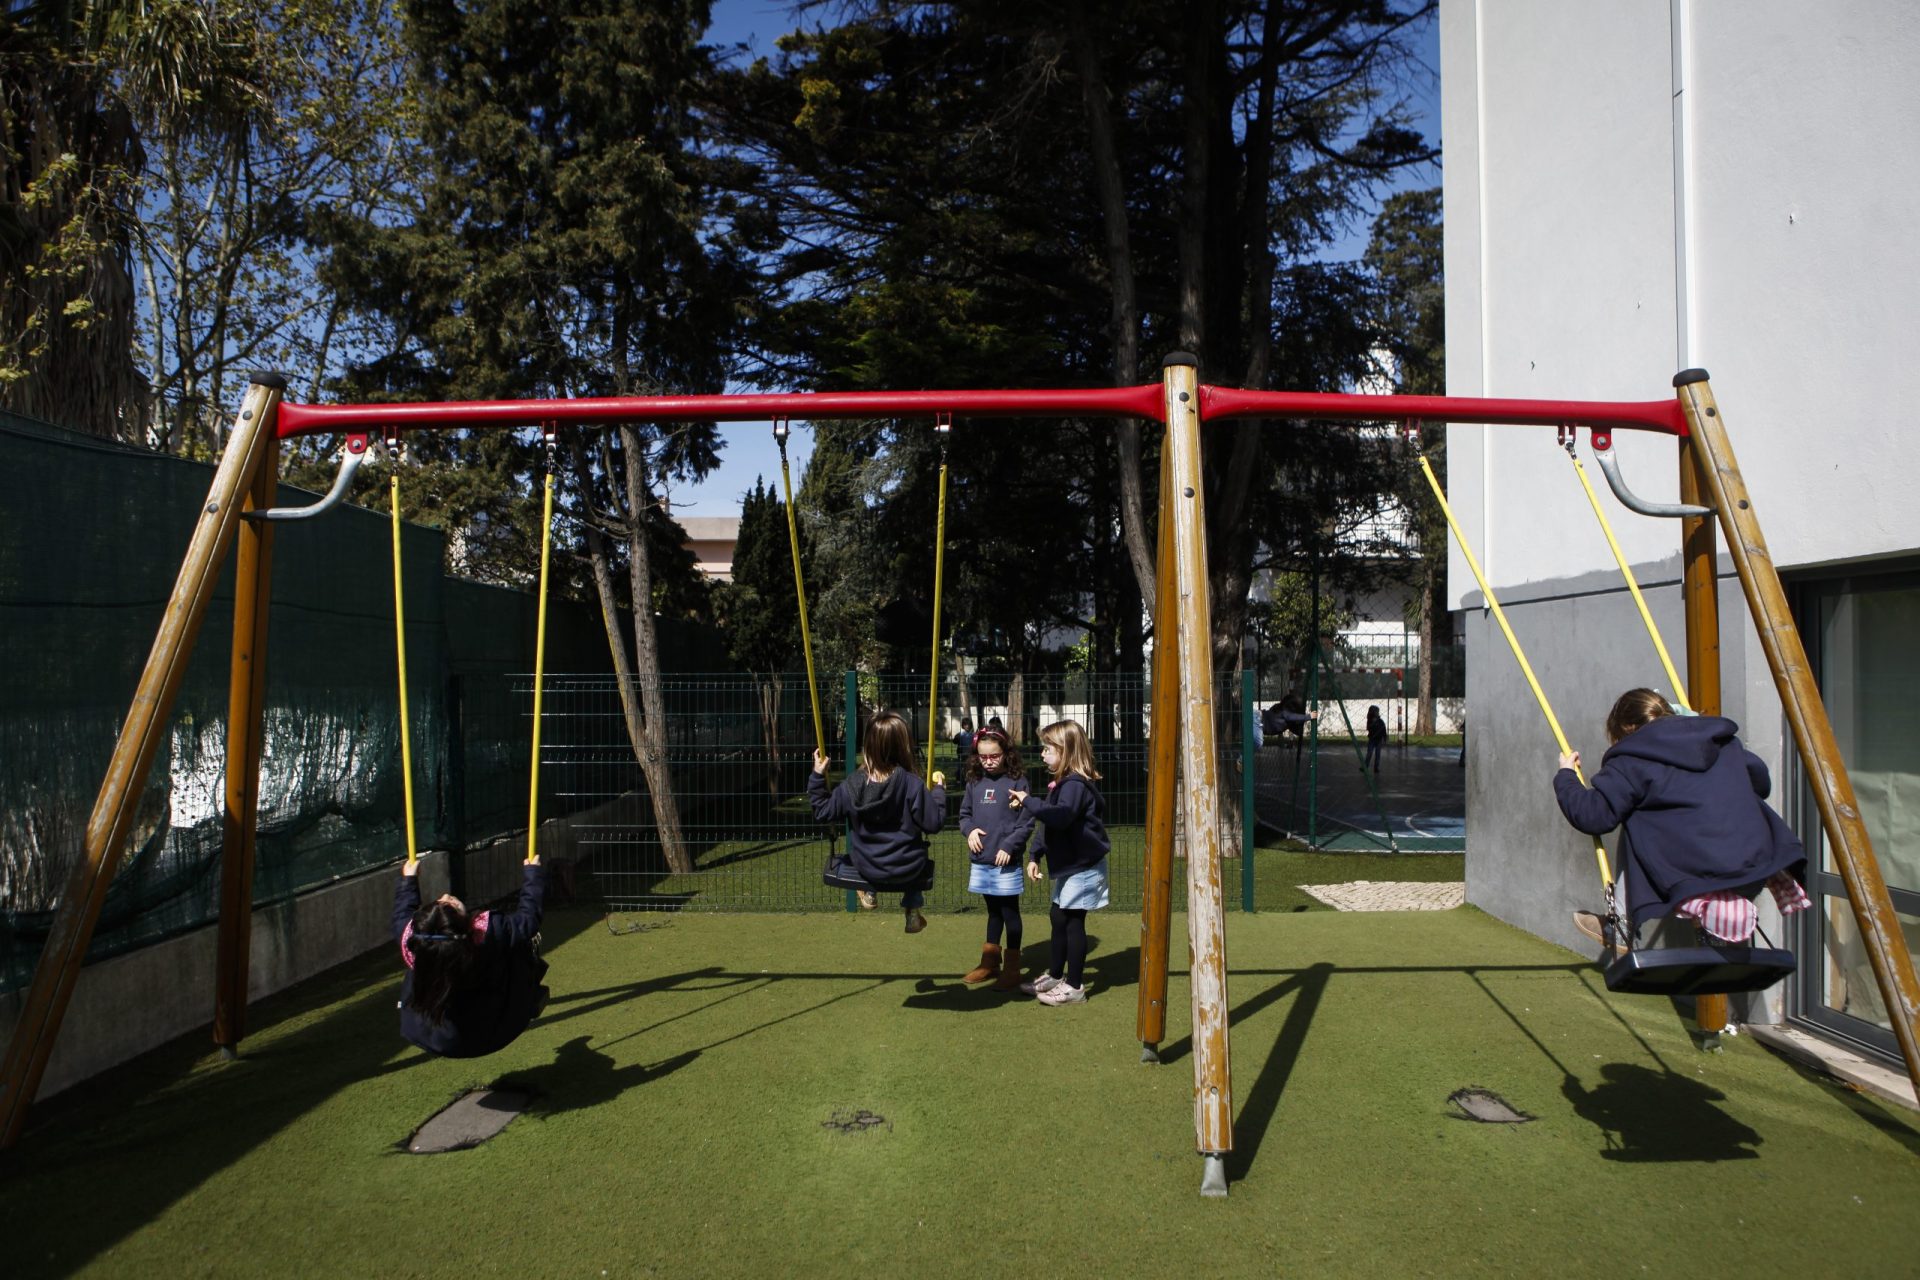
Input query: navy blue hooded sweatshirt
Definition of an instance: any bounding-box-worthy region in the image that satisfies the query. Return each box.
[1023,774,1111,881]
[808,768,945,885]
[1552,714,1805,928]
[394,862,548,1058]
[959,768,1035,867]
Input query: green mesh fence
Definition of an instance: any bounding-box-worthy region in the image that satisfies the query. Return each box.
[522,670,1255,914]
[0,411,664,992]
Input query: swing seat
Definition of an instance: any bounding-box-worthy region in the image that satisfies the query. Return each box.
[822,853,937,894]
[1602,942,1796,997]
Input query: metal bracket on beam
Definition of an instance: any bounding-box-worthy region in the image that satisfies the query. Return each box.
[1590,430,1712,519]
[250,433,370,521]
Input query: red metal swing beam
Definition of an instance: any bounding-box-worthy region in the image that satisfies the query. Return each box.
[272,385,1688,436]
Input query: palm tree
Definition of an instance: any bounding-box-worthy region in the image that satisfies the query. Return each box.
[1,0,265,439]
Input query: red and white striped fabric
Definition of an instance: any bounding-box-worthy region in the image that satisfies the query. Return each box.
[1674,872,1811,942]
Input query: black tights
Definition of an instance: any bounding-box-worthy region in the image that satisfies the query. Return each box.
[984,895,1023,950]
[1049,904,1090,987]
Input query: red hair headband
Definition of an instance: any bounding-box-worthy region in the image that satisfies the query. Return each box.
[973,727,1010,750]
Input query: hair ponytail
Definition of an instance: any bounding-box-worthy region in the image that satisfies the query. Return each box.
[406,900,476,1024]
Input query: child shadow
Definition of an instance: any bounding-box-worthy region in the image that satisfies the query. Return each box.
[493,1035,698,1116]
[1561,1062,1762,1162]
[898,941,1139,1011]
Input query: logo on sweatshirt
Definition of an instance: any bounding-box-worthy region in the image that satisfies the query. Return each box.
[984,789,996,803]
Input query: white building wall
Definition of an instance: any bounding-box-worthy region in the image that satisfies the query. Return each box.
[1441,0,1920,1009]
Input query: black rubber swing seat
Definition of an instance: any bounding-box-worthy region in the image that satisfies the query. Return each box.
[821,853,937,894]
[1603,943,1796,997]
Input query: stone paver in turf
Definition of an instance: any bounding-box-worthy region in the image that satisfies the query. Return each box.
[406,1088,530,1153]
[1299,880,1465,911]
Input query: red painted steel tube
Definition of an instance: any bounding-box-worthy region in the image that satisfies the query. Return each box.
[274,385,1168,438]
[1199,386,1688,435]
[276,383,1690,439]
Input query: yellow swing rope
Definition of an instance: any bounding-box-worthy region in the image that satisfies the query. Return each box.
[390,453,419,872]
[524,433,555,867]
[776,421,827,759]
[1415,451,1616,891]
[925,416,951,772]
[1560,436,1691,710]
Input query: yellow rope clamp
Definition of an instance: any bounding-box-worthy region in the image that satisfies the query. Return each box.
[926,414,952,771]
[1415,450,1615,890]
[524,429,556,867]
[390,442,419,872]
[1559,431,1691,711]
[776,420,827,759]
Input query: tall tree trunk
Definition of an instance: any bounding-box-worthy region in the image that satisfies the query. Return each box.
[951,646,974,734]
[566,433,695,875]
[616,424,693,875]
[757,673,783,798]
[1069,1,1155,607]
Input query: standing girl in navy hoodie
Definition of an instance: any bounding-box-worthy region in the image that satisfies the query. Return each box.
[810,709,947,933]
[1553,688,1810,949]
[1011,719,1111,1005]
[957,726,1034,988]
[394,856,549,1058]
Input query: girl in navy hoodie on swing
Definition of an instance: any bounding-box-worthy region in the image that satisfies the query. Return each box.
[810,709,947,933]
[1553,688,1810,950]
[394,856,549,1059]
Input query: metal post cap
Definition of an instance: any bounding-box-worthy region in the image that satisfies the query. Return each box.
[1161,351,1198,369]
[1672,368,1711,387]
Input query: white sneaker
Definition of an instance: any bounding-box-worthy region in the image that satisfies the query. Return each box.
[1019,973,1060,995]
[856,890,877,911]
[1037,982,1087,1006]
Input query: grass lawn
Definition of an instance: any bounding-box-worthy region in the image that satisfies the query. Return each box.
[613,820,1462,916]
[3,901,1917,1279]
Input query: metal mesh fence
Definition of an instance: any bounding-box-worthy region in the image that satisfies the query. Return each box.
[504,670,1258,914]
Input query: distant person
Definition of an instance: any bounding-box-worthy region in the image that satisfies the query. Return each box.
[951,717,975,766]
[810,709,946,933]
[394,856,549,1059]
[957,727,1033,990]
[1552,688,1809,953]
[1010,720,1110,1006]
[1458,720,1466,767]
[1364,705,1387,773]
[1261,700,1317,746]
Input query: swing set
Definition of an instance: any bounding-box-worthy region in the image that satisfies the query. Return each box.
[3,362,1917,1199]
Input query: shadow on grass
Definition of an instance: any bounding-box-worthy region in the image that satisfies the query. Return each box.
[0,901,615,1274]
[897,941,1139,1012]
[1480,971,1772,1163]
[493,1035,700,1117]
[1559,1064,1760,1161]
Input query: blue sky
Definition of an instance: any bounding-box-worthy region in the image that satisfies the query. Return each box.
[669,2,1440,517]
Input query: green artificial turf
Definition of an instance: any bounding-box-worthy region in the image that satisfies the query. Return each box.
[616,826,1460,917]
[4,907,1917,1279]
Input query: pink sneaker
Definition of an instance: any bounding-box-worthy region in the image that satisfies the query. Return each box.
[1037,982,1086,1006]
[1019,973,1060,995]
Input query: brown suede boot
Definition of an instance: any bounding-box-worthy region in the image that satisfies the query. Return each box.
[992,945,1023,991]
[962,942,1001,985]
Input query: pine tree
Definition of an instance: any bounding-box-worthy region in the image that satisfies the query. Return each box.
[321,0,752,873]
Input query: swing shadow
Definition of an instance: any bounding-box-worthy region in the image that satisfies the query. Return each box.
[1475,971,1764,1163]
[1559,1063,1761,1162]
[491,1035,699,1117]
